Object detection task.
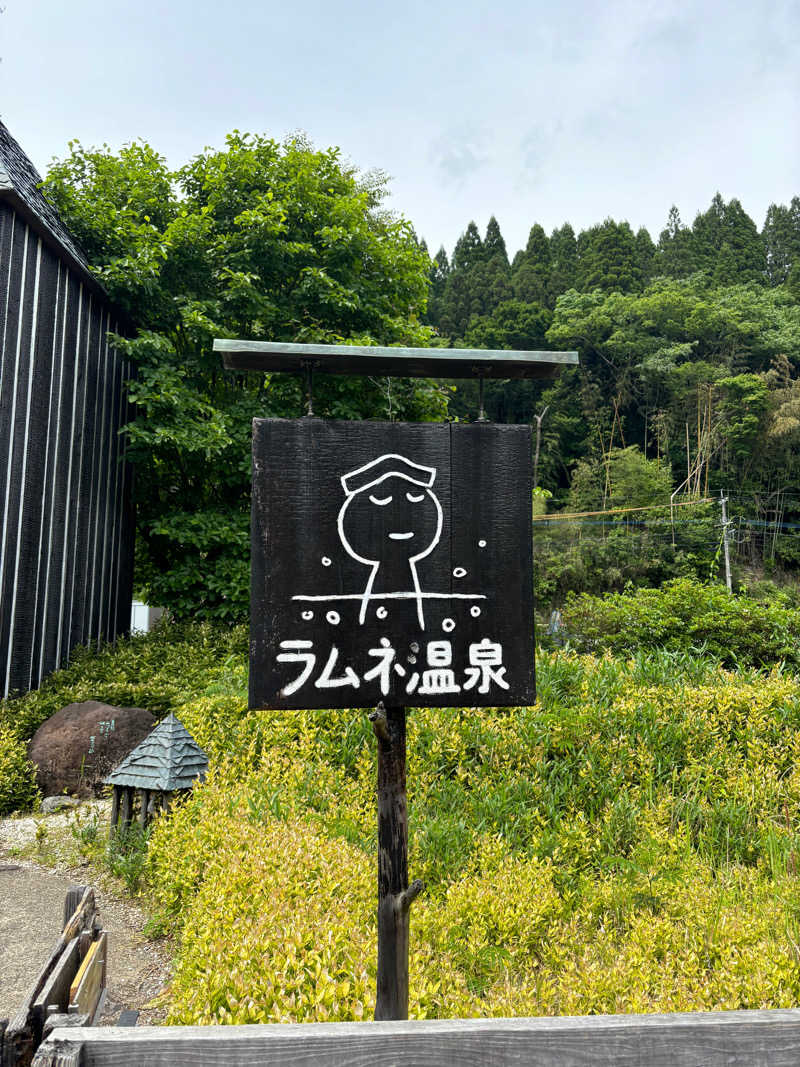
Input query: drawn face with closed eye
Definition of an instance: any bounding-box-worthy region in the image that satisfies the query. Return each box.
[338,474,443,566]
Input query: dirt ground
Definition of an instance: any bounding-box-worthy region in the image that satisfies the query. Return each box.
[0,804,170,1025]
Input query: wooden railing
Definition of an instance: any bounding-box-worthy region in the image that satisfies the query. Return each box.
[2,887,107,1067]
[32,1009,800,1066]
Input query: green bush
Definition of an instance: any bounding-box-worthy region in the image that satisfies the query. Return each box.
[533,508,719,608]
[559,577,800,668]
[0,725,39,814]
[146,650,800,1020]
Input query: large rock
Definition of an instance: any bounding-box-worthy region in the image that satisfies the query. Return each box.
[29,702,156,798]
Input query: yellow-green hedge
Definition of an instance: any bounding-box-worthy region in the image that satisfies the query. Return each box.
[147,654,800,1022]
[0,725,38,813]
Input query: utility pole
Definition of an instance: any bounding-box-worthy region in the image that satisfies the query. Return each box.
[720,490,732,593]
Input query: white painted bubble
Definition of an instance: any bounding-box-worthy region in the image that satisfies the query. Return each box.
[470,606,481,618]
[326,610,340,625]
[478,539,487,548]
[442,618,455,633]
[321,556,332,566]
[302,610,314,620]
[453,567,466,578]
[376,606,388,620]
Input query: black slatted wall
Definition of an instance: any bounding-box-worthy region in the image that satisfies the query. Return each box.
[0,201,134,697]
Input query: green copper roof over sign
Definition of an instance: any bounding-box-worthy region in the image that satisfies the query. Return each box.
[214,339,579,381]
[105,712,208,791]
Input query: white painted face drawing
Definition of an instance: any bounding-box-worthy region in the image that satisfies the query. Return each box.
[337,454,443,628]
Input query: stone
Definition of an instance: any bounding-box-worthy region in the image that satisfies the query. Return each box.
[39,796,82,814]
[28,702,156,798]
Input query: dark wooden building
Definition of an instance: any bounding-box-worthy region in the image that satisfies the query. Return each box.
[0,121,134,698]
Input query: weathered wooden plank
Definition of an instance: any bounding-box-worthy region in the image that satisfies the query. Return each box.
[32,940,80,1038]
[62,889,87,933]
[30,1036,83,1067]
[36,1011,800,1067]
[215,338,579,381]
[61,890,95,944]
[137,790,149,829]
[4,889,95,1066]
[41,1018,88,1041]
[68,935,106,1020]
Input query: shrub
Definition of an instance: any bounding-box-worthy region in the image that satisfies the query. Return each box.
[144,647,800,1021]
[560,577,800,668]
[0,726,39,814]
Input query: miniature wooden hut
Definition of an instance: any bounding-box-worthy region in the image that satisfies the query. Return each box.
[105,712,208,832]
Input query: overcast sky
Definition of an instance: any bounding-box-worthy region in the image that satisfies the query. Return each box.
[1,0,798,257]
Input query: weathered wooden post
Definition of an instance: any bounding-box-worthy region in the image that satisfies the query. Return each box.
[370,703,423,1019]
[216,338,578,1020]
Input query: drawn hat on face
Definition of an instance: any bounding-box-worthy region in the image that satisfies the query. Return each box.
[341,453,436,496]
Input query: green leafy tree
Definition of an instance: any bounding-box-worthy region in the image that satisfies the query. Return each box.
[513,223,551,306]
[692,194,766,284]
[635,226,656,285]
[762,198,800,286]
[567,445,673,512]
[44,133,446,622]
[548,223,579,302]
[479,218,513,313]
[426,244,451,330]
[463,299,551,350]
[483,215,509,266]
[577,219,643,293]
[657,206,697,278]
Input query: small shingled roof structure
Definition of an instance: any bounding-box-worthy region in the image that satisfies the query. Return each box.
[0,119,96,288]
[105,713,208,833]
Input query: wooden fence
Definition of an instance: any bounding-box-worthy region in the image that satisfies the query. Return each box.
[3,886,107,1067]
[31,1009,800,1066]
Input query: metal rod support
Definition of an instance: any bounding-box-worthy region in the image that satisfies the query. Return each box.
[302,361,315,417]
[477,376,487,422]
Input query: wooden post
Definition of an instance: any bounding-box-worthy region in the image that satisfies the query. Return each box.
[369,704,423,1021]
[119,787,133,832]
[109,787,120,833]
[138,790,150,829]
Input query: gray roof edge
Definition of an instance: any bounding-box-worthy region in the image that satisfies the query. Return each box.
[0,185,104,295]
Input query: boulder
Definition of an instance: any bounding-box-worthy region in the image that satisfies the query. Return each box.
[39,796,82,814]
[28,702,156,798]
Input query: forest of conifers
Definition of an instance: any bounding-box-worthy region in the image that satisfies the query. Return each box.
[421,196,800,595]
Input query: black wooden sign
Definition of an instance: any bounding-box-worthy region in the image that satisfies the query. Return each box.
[250,419,534,709]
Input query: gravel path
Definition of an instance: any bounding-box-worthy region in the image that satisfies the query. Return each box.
[0,805,170,1025]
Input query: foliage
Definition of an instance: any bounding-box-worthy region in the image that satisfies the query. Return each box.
[106,823,151,894]
[139,627,800,1021]
[44,134,447,622]
[0,725,39,814]
[426,198,800,583]
[561,577,800,668]
[566,446,673,512]
[533,513,717,607]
